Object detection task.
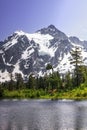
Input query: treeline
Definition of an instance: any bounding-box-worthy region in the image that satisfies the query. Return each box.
[0,71,61,91]
[0,47,87,98]
[0,65,87,98]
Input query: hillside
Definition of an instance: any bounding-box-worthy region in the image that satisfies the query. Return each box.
[0,25,87,82]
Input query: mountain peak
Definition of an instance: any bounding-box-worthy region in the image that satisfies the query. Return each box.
[37,25,67,40]
[48,24,57,29]
[14,30,25,36]
[0,25,87,82]
[37,24,58,33]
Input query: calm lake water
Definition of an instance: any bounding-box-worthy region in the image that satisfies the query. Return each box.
[0,99,87,130]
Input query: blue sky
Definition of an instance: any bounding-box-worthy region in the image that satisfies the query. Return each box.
[0,0,87,40]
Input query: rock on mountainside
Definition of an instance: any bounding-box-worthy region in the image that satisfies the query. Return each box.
[0,25,87,82]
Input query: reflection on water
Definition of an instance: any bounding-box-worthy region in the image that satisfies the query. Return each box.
[0,99,87,130]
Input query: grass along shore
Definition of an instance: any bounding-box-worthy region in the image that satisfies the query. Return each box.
[1,83,87,100]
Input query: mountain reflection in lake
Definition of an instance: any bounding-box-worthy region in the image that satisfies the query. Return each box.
[0,99,87,130]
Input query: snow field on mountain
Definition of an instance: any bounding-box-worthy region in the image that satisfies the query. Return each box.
[0,25,87,82]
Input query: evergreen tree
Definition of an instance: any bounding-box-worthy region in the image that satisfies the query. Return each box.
[65,71,72,90]
[28,74,36,89]
[15,73,24,89]
[0,84,4,97]
[80,65,87,85]
[70,47,82,87]
[45,64,53,90]
[46,64,53,74]
[38,77,45,89]
[8,73,15,90]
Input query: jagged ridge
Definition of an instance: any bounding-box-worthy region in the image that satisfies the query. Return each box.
[0,25,87,82]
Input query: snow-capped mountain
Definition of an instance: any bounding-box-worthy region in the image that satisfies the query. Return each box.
[0,25,87,82]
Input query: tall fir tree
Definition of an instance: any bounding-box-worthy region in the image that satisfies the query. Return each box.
[70,47,83,87]
[28,74,36,89]
[15,73,24,89]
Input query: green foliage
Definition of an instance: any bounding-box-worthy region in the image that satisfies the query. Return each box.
[27,74,36,89]
[64,71,73,89]
[2,82,87,100]
[70,47,83,87]
[37,77,46,89]
[15,73,25,89]
[0,85,4,98]
[1,62,87,100]
[46,64,53,70]
[3,89,48,99]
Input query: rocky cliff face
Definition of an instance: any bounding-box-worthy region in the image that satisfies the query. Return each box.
[0,25,87,82]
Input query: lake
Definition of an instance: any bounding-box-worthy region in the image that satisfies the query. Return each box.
[0,99,87,130]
